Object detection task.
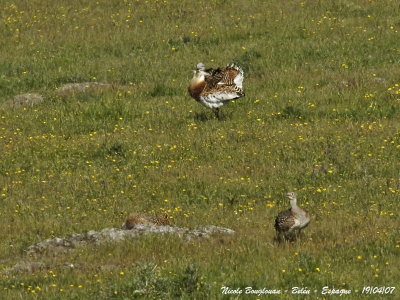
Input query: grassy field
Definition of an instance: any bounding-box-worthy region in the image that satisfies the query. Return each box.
[1,0,400,298]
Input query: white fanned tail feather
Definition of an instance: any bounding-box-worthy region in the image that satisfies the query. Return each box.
[231,64,244,89]
[199,91,242,109]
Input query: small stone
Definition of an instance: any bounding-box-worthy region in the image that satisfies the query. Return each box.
[99,264,121,271]
[63,262,75,269]
[372,77,386,84]
[55,82,110,95]
[340,79,356,88]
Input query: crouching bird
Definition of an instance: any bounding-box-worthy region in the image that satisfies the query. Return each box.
[274,192,311,242]
[188,62,245,119]
[121,212,170,230]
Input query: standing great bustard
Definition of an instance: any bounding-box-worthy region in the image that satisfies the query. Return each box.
[188,62,245,119]
[274,192,311,242]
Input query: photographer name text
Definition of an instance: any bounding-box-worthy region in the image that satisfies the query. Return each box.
[221,286,396,296]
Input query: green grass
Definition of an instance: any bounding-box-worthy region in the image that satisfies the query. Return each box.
[1,0,399,298]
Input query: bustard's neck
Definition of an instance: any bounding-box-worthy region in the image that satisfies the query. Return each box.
[290,197,308,216]
[290,197,302,213]
[190,71,206,85]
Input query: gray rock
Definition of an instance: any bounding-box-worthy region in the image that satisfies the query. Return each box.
[340,79,356,88]
[26,236,77,256]
[1,225,235,274]
[25,225,235,256]
[63,262,76,269]
[372,77,386,84]
[7,261,47,273]
[55,82,110,94]
[185,225,236,239]
[4,93,44,107]
[98,264,121,271]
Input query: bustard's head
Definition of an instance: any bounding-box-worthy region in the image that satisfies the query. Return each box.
[192,62,208,79]
[286,192,297,206]
[196,62,205,71]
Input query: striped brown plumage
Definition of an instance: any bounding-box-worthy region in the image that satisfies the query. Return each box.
[122,212,170,230]
[274,192,311,242]
[274,209,296,233]
[188,62,244,119]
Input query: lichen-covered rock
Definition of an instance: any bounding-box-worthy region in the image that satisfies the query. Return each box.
[6,261,47,273]
[25,225,235,256]
[26,237,75,256]
[4,93,44,107]
[183,225,236,240]
[55,82,110,94]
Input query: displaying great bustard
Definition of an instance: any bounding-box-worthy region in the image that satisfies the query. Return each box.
[274,192,311,241]
[188,62,245,119]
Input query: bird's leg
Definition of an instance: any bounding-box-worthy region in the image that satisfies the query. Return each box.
[276,232,283,243]
[277,232,289,244]
[295,229,304,240]
[286,230,296,242]
[214,108,220,120]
